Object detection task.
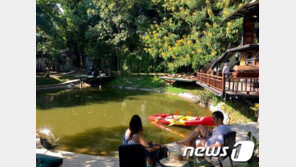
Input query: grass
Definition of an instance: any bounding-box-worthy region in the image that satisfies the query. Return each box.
[163,80,204,95]
[194,89,256,123]
[107,75,165,89]
[36,75,77,86]
[108,75,257,124]
[222,101,256,123]
[165,86,189,94]
[36,77,63,86]
[108,75,203,94]
[56,75,77,81]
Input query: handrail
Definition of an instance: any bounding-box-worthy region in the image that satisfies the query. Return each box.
[196,72,259,95]
[196,72,224,92]
[225,77,259,94]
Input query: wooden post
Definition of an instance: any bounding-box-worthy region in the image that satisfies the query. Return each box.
[232,79,234,91]
[245,79,248,92]
[222,73,225,93]
[207,71,210,86]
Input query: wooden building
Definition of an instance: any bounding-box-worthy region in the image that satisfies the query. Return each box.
[196,0,259,98]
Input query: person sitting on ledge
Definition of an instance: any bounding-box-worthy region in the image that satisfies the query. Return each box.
[123,115,162,167]
[176,111,231,148]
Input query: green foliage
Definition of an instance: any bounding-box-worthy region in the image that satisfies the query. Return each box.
[247,131,259,166]
[108,76,165,89]
[141,0,249,72]
[222,101,255,123]
[250,103,259,119]
[36,74,76,86]
[196,89,219,106]
[193,89,256,123]
[247,131,259,152]
[165,86,188,94]
[37,0,251,73]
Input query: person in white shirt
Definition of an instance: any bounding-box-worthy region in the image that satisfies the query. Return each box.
[222,63,230,77]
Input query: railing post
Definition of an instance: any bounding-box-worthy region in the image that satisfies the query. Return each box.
[222,73,225,93]
[207,71,210,86]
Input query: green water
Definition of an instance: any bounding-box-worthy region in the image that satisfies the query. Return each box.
[36,88,212,155]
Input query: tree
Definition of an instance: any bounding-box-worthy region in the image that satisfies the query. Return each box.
[141,0,249,73]
[36,0,251,74]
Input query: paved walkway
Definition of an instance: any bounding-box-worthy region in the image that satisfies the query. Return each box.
[230,122,259,141]
[37,123,258,167]
[62,151,119,167]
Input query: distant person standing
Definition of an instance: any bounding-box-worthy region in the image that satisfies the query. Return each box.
[222,63,230,78]
[45,67,51,78]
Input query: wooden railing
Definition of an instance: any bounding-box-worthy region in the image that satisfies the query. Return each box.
[196,72,225,92]
[225,77,259,95]
[196,72,259,96]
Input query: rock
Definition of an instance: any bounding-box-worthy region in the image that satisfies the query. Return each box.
[160,143,187,167]
[178,93,195,100]
[193,95,200,102]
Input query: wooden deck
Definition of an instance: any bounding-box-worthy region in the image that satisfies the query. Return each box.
[160,73,259,98]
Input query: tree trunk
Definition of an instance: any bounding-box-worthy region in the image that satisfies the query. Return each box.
[116,51,120,74]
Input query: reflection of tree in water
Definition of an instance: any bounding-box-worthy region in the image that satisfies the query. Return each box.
[36,88,151,110]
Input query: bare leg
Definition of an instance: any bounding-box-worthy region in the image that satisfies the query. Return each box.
[176,125,207,146]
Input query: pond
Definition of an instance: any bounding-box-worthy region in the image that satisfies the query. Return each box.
[36,88,212,156]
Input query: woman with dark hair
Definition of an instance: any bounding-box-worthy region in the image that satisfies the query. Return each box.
[123,115,161,167]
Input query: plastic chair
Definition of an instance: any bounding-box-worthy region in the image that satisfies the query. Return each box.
[118,144,146,167]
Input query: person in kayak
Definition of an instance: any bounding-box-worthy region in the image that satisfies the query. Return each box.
[122,114,161,167]
[176,111,231,148]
